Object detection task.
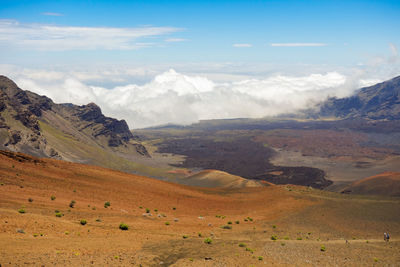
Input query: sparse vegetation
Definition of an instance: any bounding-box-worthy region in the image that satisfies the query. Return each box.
[182,235,188,239]
[80,219,87,225]
[245,247,254,253]
[69,200,76,208]
[104,201,111,208]
[165,221,170,225]
[271,235,278,240]
[221,225,232,229]
[172,207,176,210]
[235,220,240,224]
[281,242,285,246]
[238,243,246,247]
[18,208,25,213]
[297,237,303,240]
[283,236,289,240]
[51,195,56,201]
[227,221,232,224]
[320,245,326,252]
[272,225,276,229]
[119,223,129,230]
[204,237,212,244]
[55,212,63,217]
[145,208,150,213]
[198,232,202,237]
[28,198,33,202]
[258,256,263,261]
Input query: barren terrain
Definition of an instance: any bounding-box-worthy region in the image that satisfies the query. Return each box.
[1,151,399,266]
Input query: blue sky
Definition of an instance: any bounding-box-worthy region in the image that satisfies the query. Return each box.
[1,0,399,66]
[0,0,399,127]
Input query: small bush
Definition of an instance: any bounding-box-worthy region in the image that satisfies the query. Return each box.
[139,206,143,209]
[172,207,176,210]
[154,209,158,212]
[281,242,285,246]
[244,218,248,222]
[297,237,302,240]
[272,225,276,229]
[33,233,39,237]
[104,201,111,208]
[271,235,278,240]
[374,257,379,262]
[221,225,232,230]
[283,236,289,240]
[165,221,170,225]
[182,235,188,239]
[28,198,33,202]
[18,208,26,214]
[204,237,212,244]
[119,223,129,230]
[258,256,263,261]
[65,231,69,235]
[198,232,202,237]
[69,200,76,208]
[227,221,232,225]
[51,195,56,201]
[235,220,240,224]
[238,243,246,247]
[245,247,254,253]
[320,245,326,252]
[55,212,63,217]
[80,219,87,225]
[145,208,150,213]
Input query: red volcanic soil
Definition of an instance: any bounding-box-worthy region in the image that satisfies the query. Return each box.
[343,172,400,196]
[0,150,399,266]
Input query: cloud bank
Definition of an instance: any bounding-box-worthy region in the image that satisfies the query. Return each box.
[3,66,373,128]
[0,19,181,51]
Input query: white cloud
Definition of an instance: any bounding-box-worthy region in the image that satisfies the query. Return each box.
[270,43,327,47]
[42,12,64,16]
[165,38,186,42]
[4,65,362,128]
[0,19,181,51]
[233,43,252,48]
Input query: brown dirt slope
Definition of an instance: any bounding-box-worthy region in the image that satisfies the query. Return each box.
[342,172,400,196]
[179,169,262,188]
[0,150,399,266]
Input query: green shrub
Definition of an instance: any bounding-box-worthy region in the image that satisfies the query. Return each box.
[283,236,289,240]
[235,220,240,224]
[204,237,212,244]
[272,225,276,229]
[33,233,39,237]
[238,243,246,247]
[165,221,170,225]
[119,223,129,230]
[55,212,63,217]
[227,221,232,225]
[244,218,248,222]
[198,232,202,237]
[297,237,302,240]
[271,235,278,240]
[245,247,254,253]
[154,209,158,212]
[172,207,176,210]
[64,231,69,235]
[182,235,188,239]
[104,201,111,208]
[18,208,25,214]
[69,200,76,208]
[80,219,87,225]
[320,245,326,252]
[258,256,263,261]
[281,242,285,246]
[51,195,56,201]
[221,225,232,230]
[145,208,150,213]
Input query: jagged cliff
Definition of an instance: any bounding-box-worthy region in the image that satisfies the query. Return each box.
[0,75,149,168]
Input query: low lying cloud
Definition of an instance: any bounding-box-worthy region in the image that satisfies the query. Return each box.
[4,65,370,128]
[270,43,327,47]
[0,19,181,51]
[233,43,253,48]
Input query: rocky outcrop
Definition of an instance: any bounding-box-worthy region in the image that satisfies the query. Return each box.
[0,75,149,159]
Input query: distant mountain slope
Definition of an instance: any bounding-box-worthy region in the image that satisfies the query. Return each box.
[341,172,400,196]
[0,75,151,172]
[318,75,400,120]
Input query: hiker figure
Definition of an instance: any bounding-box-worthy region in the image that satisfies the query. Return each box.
[384,232,387,242]
[386,232,390,242]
